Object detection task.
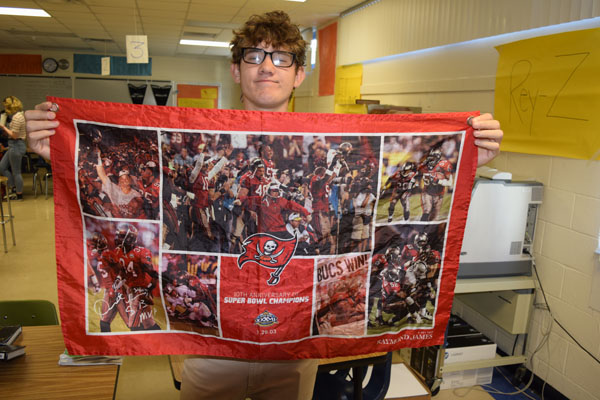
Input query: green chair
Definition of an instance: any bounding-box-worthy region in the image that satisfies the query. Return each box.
[0,300,59,326]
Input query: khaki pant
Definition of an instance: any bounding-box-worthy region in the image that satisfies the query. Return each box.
[180,358,318,400]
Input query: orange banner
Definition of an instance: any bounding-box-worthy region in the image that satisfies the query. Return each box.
[0,54,42,74]
[318,22,337,97]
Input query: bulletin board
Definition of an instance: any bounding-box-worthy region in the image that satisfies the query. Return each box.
[176,83,220,109]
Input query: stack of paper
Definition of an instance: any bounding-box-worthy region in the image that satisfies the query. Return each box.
[58,350,122,366]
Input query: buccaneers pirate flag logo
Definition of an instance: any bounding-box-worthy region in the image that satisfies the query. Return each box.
[238,234,298,285]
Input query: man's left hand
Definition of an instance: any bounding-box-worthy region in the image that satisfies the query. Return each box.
[469,113,503,166]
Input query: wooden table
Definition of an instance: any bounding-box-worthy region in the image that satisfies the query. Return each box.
[0,326,120,400]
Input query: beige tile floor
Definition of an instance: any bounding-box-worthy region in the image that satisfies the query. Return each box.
[0,174,493,400]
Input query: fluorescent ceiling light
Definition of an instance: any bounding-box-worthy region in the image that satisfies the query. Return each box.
[285,0,306,2]
[0,7,51,17]
[180,39,230,47]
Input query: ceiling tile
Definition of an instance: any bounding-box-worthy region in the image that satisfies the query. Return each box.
[84,0,136,6]
[0,0,366,57]
[1,0,39,6]
[0,18,34,30]
[40,3,90,13]
[188,4,240,16]
[139,2,190,12]
[190,0,246,6]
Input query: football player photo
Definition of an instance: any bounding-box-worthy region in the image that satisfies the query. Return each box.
[160,131,381,256]
[77,122,160,220]
[161,253,219,336]
[85,217,166,333]
[367,223,446,334]
[377,133,462,223]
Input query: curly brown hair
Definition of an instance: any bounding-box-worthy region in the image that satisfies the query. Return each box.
[230,10,307,67]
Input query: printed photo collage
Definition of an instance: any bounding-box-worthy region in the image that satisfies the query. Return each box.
[76,121,463,340]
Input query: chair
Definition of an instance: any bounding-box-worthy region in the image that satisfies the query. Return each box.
[0,300,59,326]
[0,175,16,252]
[313,353,393,400]
[32,158,52,199]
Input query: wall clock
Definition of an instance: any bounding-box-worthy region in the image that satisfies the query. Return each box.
[42,57,58,73]
[58,58,70,70]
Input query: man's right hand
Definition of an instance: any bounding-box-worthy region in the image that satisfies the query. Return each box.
[24,101,59,160]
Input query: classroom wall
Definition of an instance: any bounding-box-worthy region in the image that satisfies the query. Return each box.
[0,48,242,110]
[298,1,600,398]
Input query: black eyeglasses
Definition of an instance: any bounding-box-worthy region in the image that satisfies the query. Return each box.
[241,48,296,68]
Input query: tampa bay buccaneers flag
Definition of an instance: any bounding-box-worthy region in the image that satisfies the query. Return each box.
[50,97,478,359]
[238,233,298,285]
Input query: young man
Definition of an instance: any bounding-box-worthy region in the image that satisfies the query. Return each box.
[25,10,503,400]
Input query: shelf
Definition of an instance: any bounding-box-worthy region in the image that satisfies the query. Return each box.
[440,354,528,373]
[454,276,535,294]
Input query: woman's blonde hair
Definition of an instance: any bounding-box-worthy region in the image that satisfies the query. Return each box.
[3,96,23,115]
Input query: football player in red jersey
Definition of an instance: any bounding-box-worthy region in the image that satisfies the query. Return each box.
[190,160,214,240]
[137,161,160,219]
[238,158,269,198]
[88,232,131,332]
[309,166,336,254]
[418,148,454,221]
[234,158,270,241]
[259,144,276,179]
[375,260,408,326]
[86,232,104,293]
[382,161,418,222]
[113,224,161,331]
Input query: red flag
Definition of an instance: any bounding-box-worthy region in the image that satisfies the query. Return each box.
[238,233,298,285]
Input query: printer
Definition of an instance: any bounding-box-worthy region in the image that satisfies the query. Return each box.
[458,167,543,278]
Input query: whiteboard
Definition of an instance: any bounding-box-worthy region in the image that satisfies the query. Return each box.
[0,75,72,110]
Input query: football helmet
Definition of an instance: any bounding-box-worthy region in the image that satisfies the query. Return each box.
[339,142,353,157]
[90,232,108,251]
[414,233,429,250]
[426,148,442,167]
[401,161,416,177]
[115,223,138,249]
[91,128,103,144]
[384,268,400,283]
[385,246,401,264]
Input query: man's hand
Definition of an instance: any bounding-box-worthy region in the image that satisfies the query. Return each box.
[469,113,503,166]
[25,101,59,160]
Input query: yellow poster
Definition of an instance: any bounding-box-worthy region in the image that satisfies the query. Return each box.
[334,64,363,112]
[494,28,600,160]
[201,88,218,99]
[178,98,215,109]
